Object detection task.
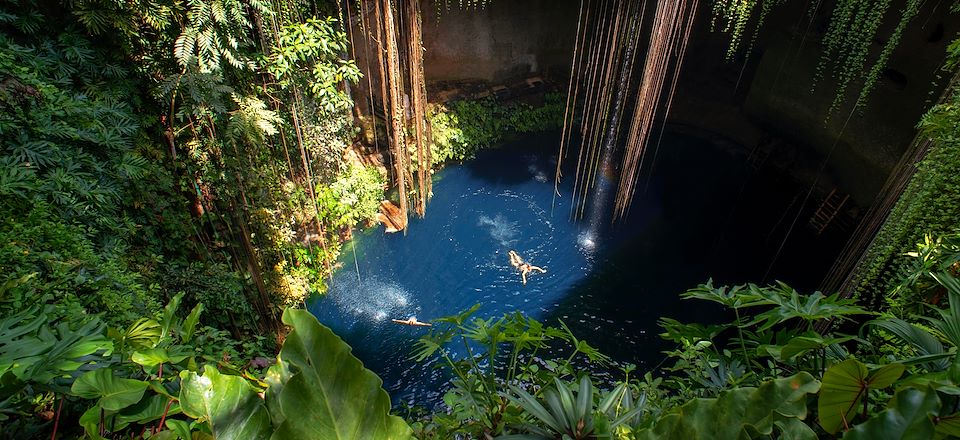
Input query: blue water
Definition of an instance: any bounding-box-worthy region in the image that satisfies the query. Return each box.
[308,130,840,407]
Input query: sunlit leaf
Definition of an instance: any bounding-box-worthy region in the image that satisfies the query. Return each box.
[179,365,270,440]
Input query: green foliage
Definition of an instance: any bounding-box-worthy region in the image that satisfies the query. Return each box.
[710,0,925,112]
[158,261,253,332]
[179,365,271,439]
[265,17,361,112]
[504,376,647,440]
[317,163,385,228]
[0,306,113,433]
[410,306,647,439]
[0,202,158,325]
[634,373,820,440]
[429,93,565,164]
[0,305,112,390]
[2,0,379,347]
[72,368,150,412]
[852,70,960,311]
[266,309,413,439]
[818,359,905,434]
[710,0,784,61]
[816,0,922,112]
[832,22,960,315]
[2,288,410,438]
[844,386,941,440]
[173,0,266,72]
[229,94,283,144]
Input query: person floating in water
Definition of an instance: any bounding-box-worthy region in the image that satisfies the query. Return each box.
[508,250,546,285]
[391,316,432,327]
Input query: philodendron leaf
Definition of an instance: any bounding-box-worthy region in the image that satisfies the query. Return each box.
[120,318,162,351]
[71,368,149,411]
[844,387,941,440]
[164,419,194,440]
[179,365,270,440]
[634,372,820,440]
[132,347,189,368]
[870,363,907,388]
[267,308,413,440]
[818,359,905,434]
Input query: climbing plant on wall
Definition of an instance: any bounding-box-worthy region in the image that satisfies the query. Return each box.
[710,0,784,60]
[850,66,960,309]
[816,0,923,113]
[710,0,927,113]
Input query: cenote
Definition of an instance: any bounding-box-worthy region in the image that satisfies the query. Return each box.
[9,0,960,436]
[309,128,843,406]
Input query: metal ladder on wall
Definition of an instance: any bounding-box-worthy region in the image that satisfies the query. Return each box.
[809,188,850,235]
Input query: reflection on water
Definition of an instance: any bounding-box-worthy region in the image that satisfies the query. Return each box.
[309,131,838,408]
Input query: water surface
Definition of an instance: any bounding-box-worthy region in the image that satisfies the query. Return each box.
[308,130,839,406]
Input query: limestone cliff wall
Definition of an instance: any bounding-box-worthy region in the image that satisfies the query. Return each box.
[355,0,956,205]
[420,0,579,82]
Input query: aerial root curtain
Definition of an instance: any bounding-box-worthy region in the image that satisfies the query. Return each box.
[354,0,432,223]
[555,0,700,221]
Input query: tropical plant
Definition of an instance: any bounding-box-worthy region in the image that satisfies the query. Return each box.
[634,373,820,440]
[503,376,647,440]
[429,93,566,164]
[410,305,636,438]
[1,291,413,439]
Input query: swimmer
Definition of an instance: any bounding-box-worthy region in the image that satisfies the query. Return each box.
[508,250,524,269]
[391,316,432,327]
[508,250,547,285]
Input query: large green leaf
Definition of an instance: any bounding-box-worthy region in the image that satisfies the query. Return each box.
[634,373,820,440]
[113,318,162,352]
[181,303,204,343]
[115,394,180,427]
[78,393,182,438]
[71,368,149,411]
[0,306,52,377]
[179,364,271,440]
[262,358,293,427]
[818,359,905,434]
[24,317,114,385]
[266,308,412,440]
[844,387,941,440]
[132,347,189,368]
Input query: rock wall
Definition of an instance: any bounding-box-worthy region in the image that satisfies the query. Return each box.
[359,0,956,206]
[737,1,957,204]
[419,0,579,82]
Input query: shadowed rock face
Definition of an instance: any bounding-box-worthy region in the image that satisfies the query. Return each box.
[419,0,579,82]
[402,0,958,209]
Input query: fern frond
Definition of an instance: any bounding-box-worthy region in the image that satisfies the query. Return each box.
[227,94,281,144]
[211,0,226,23]
[174,34,195,68]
